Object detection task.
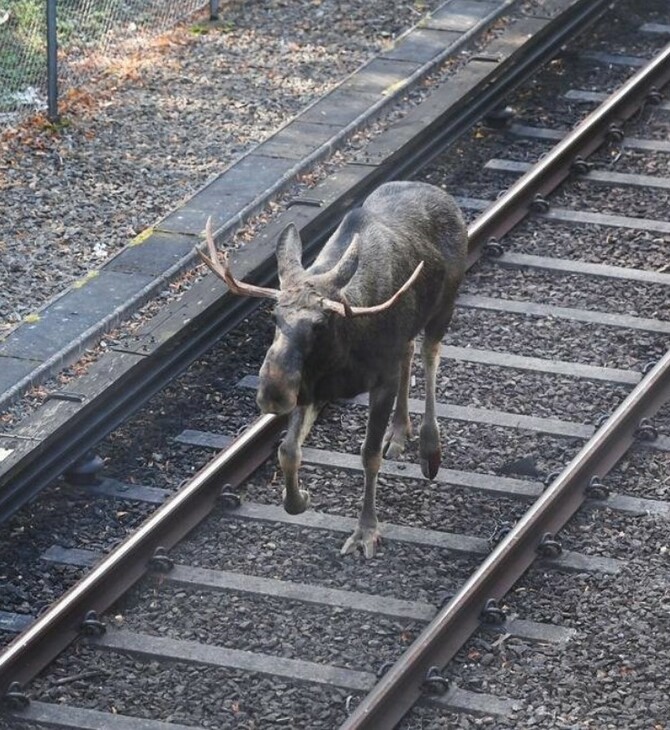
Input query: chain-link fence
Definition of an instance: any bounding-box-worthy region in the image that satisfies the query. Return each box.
[0,0,218,124]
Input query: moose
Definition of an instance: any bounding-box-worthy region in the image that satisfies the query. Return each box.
[198,181,467,558]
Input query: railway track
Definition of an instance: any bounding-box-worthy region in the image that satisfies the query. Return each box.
[2,0,670,728]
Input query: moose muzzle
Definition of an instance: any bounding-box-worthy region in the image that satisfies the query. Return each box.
[256,359,301,416]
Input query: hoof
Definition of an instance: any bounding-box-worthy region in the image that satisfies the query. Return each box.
[341,526,381,559]
[419,421,441,479]
[420,450,441,480]
[282,488,310,515]
[383,423,411,461]
[383,439,404,460]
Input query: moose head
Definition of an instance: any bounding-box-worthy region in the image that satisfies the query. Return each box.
[198,217,423,415]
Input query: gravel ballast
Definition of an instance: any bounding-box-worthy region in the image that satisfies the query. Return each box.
[1,0,670,728]
[2,0,454,333]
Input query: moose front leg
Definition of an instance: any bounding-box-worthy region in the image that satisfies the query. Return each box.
[341,384,396,559]
[279,402,322,514]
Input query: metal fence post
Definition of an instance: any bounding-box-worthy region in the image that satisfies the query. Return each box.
[209,0,220,21]
[46,0,59,122]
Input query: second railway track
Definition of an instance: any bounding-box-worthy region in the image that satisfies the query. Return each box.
[2,0,670,728]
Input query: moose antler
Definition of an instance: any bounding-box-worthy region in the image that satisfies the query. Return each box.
[321,260,424,318]
[197,216,423,315]
[196,217,280,300]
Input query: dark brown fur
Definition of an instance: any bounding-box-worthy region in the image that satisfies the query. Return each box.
[257,181,467,557]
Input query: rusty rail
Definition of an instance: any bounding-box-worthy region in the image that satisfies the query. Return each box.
[468,39,670,256]
[0,414,284,697]
[340,41,670,730]
[340,349,670,729]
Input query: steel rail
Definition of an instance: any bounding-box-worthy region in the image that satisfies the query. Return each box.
[359,0,614,187]
[0,414,284,697]
[340,354,670,730]
[0,0,611,524]
[468,39,670,256]
[340,45,670,730]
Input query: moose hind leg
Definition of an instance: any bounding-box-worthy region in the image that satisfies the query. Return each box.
[278,403,321,514]
[342,384,395,559]
[383,339,414,460]
[419,336,442,479]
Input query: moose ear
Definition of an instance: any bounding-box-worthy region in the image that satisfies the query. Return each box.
[328,234,360,290]
[276,223,304,287]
